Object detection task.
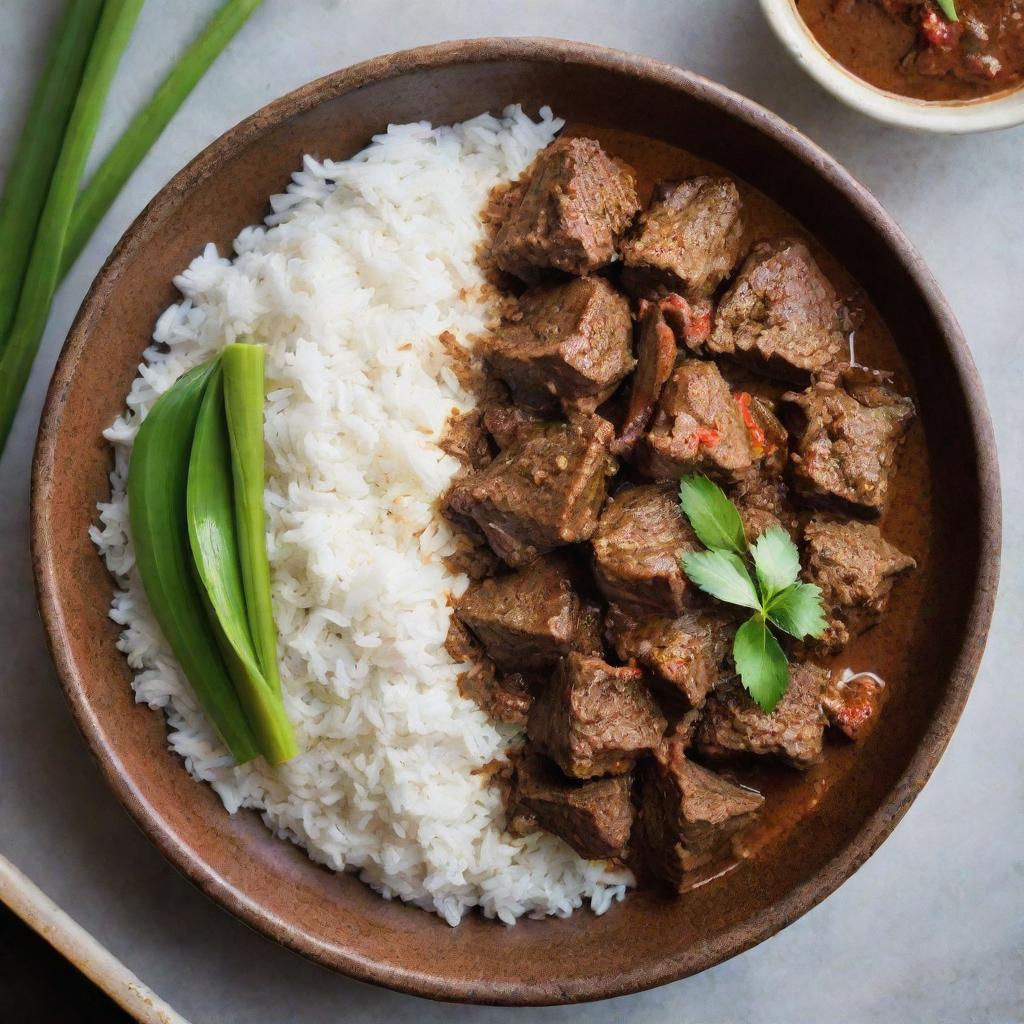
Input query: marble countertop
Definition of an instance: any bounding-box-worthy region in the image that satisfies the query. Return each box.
[1,2,1021,1021]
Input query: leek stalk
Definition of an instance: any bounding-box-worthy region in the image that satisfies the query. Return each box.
[0,0,145,453]
[187,362,296,765]
[221,343,281,694]
[0,0,104,345]
[59,0,264,278]
[128,362,258,763]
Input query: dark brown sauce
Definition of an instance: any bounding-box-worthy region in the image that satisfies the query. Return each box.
[797,0,1024,101]
[539,124,934,882]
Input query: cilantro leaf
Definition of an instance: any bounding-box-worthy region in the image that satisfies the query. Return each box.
[681,549,760,610]
[733,616,790,713]
[751,524,800,601]
[766,582,828,640]
[679,474,747,556]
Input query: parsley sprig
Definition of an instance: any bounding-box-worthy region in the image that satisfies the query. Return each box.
[678,475,826,713]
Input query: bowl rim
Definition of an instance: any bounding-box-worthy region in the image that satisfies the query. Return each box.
[759,0,1024,133]
[31,36,1002,1004]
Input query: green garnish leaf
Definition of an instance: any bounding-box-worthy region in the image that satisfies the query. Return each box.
[679,474,831,710]
[936,0,958,21]
[766,582,828,640]
[751,524,800,602]
[733,616,790,713]
[679,474,747,556]
[681,549,761,610]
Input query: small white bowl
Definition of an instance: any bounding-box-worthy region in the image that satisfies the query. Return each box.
[760,0,1024,133]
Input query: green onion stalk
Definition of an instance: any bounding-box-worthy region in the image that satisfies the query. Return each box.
[59,0,264,279]
[187,358,296,764]
[0,0,105,347]
[0,0,145,453]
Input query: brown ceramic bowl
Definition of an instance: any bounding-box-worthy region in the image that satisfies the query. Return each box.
[31,39,1000,1005]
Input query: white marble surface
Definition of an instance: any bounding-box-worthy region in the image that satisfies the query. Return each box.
[1,2,1021,1021]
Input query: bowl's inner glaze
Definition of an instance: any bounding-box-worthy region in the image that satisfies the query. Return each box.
[34,45,992,1004]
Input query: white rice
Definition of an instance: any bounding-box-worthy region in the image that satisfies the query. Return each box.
[91,106,633,925]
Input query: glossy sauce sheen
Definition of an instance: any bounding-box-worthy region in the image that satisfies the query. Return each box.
[796,0,1024,101]
[560,125,934,884]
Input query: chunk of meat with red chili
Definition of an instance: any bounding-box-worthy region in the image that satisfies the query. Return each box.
[821,671,886,741]
[637,359,754,482]
[660,292,714,351]
[606,604,733,709]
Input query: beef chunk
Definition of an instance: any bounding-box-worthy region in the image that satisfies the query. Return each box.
[637,733,764,888]
[822,671,886,742]
[443,529,503,581]
[447,618,534,725]
[506,749,634,859]
[621,176,745,301]
[528,652,666,779]
[440,408,492,470]
[455,554,602,672]
[591,482,701,615]
[484,276,634,413]
[614,301,677,456]
[460,664,535,725]
[784,366,915,518]
[445,417,616,567]
[695,663,831,769]
[492,137,640,281]
[607,606,733,709]
[638,359,754,481]
[802,516,915,652]
[481,401,542,450]
[707,239,845,384]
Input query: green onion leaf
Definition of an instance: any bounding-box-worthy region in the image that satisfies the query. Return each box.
[766,582,828,640]
[187,362,297,765]
[0,0,104,347]
[681,549,761,610]
[751,524,801,602]
[0,0,145,454]
[679,474,748,555]
[128,362,258,763]
[221,343,280,694]
[733,616,790,713]
[936,0,959,21]
[59,0,264,279]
